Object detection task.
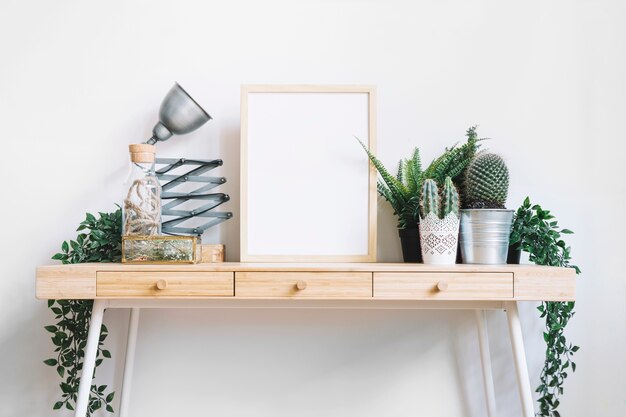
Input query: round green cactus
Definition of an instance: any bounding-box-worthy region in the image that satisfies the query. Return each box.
[464,153,509,209]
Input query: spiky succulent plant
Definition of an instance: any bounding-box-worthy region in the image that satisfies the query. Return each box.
[419,177,460,219]
[357,138,423,229]
[423,125,484,186]
[357,125,481,226]
[464,153,509,209]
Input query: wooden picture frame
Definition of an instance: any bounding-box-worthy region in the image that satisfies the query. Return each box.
[240,85,377,262]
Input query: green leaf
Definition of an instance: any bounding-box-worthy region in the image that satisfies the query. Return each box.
[44,358,58,366]
[106,392,115,402]
[45,207,122,413]
[356,137,409,202]
[53,401,63,410]
[106,404,114,413]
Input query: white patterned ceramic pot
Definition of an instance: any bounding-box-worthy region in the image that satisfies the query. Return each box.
[419,212,460,265]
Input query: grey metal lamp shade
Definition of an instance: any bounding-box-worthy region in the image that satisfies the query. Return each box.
[147,83,212,144]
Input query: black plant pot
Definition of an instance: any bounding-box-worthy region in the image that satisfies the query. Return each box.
[398,227,422,263]
[507,246,521,264]
[456,241,463,264]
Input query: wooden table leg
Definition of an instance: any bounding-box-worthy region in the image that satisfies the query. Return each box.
[119,307,141,417]
[475,309,497,417]
[505,301,535,417]
[74,300,107,417]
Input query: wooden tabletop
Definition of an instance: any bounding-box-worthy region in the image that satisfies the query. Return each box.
[36,262,576,302]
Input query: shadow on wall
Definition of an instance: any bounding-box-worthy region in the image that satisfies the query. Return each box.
[3,294,130,416]
[451,310,522,417]
[215,124,241,260]
[0,301,88,415]
[120,308,483,416]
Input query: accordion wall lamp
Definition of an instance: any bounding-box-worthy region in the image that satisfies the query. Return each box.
[146,83,232,236]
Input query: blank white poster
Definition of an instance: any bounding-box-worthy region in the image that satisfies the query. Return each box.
[241,87,375,261]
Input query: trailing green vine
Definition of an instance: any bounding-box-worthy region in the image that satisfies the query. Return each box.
[45,208,122,415]
[510,197,580,417]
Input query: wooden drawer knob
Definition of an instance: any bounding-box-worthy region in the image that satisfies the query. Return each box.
[295,280,307,290]
[437,281,449,291]
[155,279,168,290]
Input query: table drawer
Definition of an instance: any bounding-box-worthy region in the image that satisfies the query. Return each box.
[235,272,372,298]
[96,272,234,297]
[373,272,513,300]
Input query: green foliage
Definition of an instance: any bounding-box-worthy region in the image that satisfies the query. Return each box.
[442,176,460,217]
[46,208,121,415]
[510,197,580,417]
[464,153,509,209]
[510,197,578,272]
[419,176,459,219]
[419,179,439,218]
[358,125,480,228]
[536,301,578,417]
[358,138,422,229]
[52,209,122,264]
[422,125,484,187]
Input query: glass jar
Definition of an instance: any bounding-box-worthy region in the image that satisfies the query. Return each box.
[123,144,161,236]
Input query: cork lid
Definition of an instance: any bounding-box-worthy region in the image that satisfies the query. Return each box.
[129,144,156,163]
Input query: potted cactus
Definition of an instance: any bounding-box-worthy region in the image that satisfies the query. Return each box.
[459,153,514,264]
[357,126,483,263]
[419,177,460,264]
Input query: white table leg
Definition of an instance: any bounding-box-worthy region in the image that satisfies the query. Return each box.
[119,308,140,417]
[75,300,107,417]
[475,309,497,417]
[505,301,534,417]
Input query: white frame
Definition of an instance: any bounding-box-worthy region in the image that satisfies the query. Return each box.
[240,85,377,262]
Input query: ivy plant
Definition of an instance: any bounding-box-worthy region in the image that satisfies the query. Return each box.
[45,208,122,415]
[510,197,580,417]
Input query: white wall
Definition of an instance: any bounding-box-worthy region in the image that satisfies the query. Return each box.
[1,0,624,416]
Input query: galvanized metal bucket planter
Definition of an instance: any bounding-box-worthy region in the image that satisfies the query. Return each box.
[460,209,514,264]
